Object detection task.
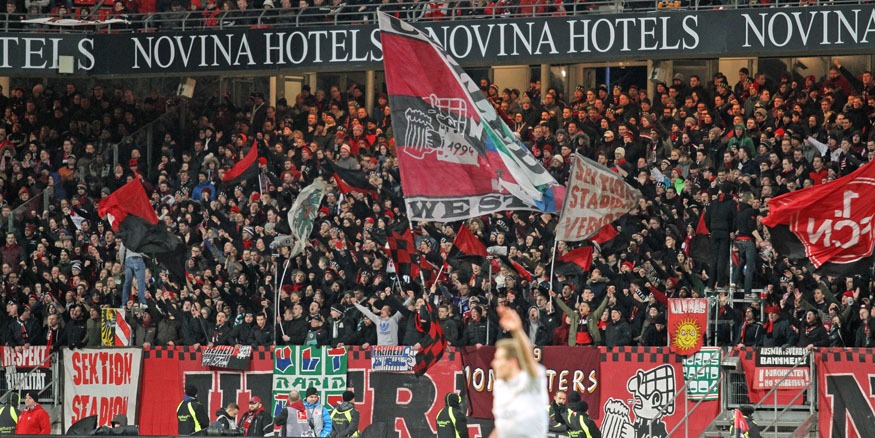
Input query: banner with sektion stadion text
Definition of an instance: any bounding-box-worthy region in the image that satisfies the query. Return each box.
[63,348,142,431]
[555,154,641,242]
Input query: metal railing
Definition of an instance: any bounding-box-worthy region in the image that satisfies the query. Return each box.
[0,351,60,406]
[1,0,873,33]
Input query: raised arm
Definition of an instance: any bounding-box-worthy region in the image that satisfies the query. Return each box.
[497,305,538,379]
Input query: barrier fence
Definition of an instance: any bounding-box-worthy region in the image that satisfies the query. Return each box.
[2,345,872,436]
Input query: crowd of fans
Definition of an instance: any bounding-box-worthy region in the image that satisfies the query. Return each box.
[0,56,874,355]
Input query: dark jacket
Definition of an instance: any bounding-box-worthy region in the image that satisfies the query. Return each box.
[605,319,632,347]
[329,401,360,437]
[208,323,234,346]
[735,202,759,238]
[436,393,468,438]
[798,321,829,348]
[461,318,497,346]
[238,407,273,437]
[762,316,795,347]
[706,193,737,234]
[247,324,273,346]
[177,396,210,435]
[0,393,20,435]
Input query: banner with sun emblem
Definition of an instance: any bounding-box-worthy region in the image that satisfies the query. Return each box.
[667,298,707,356]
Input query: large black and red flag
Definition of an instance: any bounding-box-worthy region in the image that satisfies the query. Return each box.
[98,179,186,281]
[413,301,447,377]
[378,12,562,223]
[221,140,259,186]
[446,224,487,275]
[325,161,379,199]
[762,160,875,274]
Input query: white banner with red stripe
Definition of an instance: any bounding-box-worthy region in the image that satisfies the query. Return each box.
[0,346,51,368]
[63,348,142,431]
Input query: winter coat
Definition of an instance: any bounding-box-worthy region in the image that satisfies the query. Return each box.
[16,403,50,434]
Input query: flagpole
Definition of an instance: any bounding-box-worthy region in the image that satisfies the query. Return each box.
[548,238,559,292]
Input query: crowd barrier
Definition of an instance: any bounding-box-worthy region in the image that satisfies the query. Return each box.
[3,345,873,436]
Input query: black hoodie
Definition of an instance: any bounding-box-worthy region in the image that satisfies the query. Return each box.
[436,393,468,438]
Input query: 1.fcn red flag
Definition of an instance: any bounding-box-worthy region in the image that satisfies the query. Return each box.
[667,298,707,355]
[556,154,641,242]
[761,160,875,274]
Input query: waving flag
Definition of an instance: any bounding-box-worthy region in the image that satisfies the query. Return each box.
[378,12,562,222]
[288,178,329,257]
[413,301,447,377]
[762,160,875,274]
[98,179,186,280]
[556,154,641,242]
[222,140,259,186]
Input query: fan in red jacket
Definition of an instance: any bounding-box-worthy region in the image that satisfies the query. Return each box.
[16,391,50,435]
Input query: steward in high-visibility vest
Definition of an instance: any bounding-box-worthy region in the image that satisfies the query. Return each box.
[565,392,600,438]
[0,393,20,434]
[436,393,468,438]
[330,390,360,437]
[177,385,210,436]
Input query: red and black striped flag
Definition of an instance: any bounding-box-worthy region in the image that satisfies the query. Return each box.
[413,301,447,377]
[387,227,419,278]
[326,161,379,199]
[222,140,259,186]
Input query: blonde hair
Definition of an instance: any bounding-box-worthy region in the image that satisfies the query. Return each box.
[496,338,536,378]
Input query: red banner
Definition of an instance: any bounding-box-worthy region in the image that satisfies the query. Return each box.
[137,347,274,436]
[597,347,720,437]
[667,298,707,355]
[460,346,600,420]
[736,347,809,406]
[817,349,875,438]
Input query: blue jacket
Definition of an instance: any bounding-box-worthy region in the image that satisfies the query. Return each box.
[191,182,217,201]
[303,400,333,437]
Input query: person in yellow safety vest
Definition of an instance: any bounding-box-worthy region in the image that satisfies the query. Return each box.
[729,405,762,438]
[0,392,20,434]
[330,390,360,437]
[565,391,600,438]
[177,384,210,436]
[547,390,570,438]
[436,392,468,438]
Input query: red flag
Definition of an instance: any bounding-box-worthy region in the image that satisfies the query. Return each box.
[378,13,561,222]
[387,227,418,278]
[221,141,259,185]
[510,259,533,282]
[762,160,875,270]
[557,246,593,271]
[590,224,618,245]
[455,224,488,257]
[667,298,707,355]
[97,179,158,232]
[733,409,749,436]
[413,301,447,377]
[696,209,709,235]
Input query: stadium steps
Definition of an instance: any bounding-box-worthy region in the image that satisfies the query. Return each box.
[702,408,817,438]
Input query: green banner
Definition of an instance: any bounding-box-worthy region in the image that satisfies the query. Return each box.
[272,346,348,417]
[682,347,720,401]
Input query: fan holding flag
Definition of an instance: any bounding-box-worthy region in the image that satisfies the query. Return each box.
[98,178,186,306]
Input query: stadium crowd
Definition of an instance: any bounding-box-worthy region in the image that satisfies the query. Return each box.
[0,57,873,355]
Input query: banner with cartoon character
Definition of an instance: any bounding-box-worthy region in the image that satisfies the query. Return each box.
[667,298,707,355]
[598,347,720,438]
[378,12,563,222]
